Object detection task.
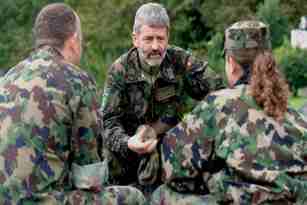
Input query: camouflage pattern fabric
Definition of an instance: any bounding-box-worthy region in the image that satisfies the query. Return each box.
[0,46,145,205]
[66,186,146,205]
[101,45,224,186]
[225,21,271,51]
[224,20,272,65]
[1,186,146,205]
[299,103,307,117]
[150,184,216,205]
[158,85,307,204]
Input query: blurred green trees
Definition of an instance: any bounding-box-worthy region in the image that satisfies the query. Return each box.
[0,0,59,69]
[256,0,289,49]
[1,0,307,90]
[275,40,307,96]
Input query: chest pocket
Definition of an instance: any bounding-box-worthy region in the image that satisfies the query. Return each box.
[154,77,177,103]
[125,82,149,118]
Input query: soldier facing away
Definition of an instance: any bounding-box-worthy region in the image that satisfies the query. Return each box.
[151,21,307,205]
[101,2,224,193]
[0,3,145,204]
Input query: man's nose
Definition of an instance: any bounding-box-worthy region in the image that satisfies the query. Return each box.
[151,39,159,50]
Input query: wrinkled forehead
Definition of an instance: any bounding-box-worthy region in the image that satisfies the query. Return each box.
[225,21,271,50]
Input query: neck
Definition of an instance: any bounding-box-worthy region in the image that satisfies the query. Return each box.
[38,45,64,58]
[234,67,251,86]
[62,46,78,65]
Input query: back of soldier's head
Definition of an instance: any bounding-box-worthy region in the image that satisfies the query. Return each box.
[224,20,271,64]
[133,3,170,33]
[33,3,81,50]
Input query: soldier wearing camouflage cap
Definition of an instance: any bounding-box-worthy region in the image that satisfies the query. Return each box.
[224,20,271,87]
[150,20,307,204]
[225,21,271,50]
[0,3,146,204]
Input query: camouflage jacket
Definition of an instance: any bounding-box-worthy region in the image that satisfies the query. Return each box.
[299,103,307,117]
[101,46,223,185]
[161,84,307,204]
[0,46,105,204]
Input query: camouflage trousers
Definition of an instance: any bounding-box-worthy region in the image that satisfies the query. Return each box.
[150,182,307,205]
[67,186,146,205]
[150,185,215,205]
[1,186,146,205]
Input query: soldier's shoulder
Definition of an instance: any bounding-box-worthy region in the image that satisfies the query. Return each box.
[66,63,97,87]
[208,86,243,102]
[199,86,250,115]
[167,45,190,56]
[2,53,51,81]
[287,106,307,129]
[109,49,136,74]
[110,57,126,73]
[33,53,97,89]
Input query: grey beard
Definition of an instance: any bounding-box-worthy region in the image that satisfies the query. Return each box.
[138,49,164,76]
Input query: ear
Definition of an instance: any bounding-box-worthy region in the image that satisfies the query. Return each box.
[132,32,138,48]
[70,32,79,52]
[63,33,76,54]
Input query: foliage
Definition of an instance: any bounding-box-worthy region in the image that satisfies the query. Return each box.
[0,0,61,69]
[1,0,307,88]
[205,32,225,76]
[279,0,307,29]
[200,0,260,33]
[64,0,140,87]
[274,40,307,96]
[289,96,307,109]
[162,0,211,49]
[256,0,289,49]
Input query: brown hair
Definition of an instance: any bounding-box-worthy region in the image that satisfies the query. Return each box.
[250,51,290,122]
[33,3,78,50]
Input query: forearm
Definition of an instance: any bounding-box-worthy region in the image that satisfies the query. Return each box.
[103,115,138,160]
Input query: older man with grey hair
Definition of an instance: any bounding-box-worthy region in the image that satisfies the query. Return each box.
[101,2,224,194]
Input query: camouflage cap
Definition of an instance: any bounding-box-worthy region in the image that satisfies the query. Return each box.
[225,20,271,51]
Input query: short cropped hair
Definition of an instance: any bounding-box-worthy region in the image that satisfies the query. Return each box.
[33,3,80,50]
[133,3,170,33]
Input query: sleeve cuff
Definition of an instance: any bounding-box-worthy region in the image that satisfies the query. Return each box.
[72,159,109,190]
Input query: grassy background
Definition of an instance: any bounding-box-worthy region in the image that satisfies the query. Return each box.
[289,96,307,109]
